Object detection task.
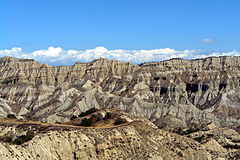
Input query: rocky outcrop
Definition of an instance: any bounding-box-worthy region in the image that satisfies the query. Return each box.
[0,56,240,131]
[0,112,236,160]
[1,56,240,159]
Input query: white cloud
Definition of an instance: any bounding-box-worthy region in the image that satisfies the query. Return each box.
[0,48,22,57]
[0,46,239,66]
[33,46,62,57]
[202,38,214,43]
[208,50,240,57]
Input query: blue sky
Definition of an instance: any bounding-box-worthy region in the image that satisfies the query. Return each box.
[1,0,240,65]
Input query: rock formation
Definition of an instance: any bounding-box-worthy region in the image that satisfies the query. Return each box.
[0,56,240,159]
[0,108,239,159]
[0,56,240,129]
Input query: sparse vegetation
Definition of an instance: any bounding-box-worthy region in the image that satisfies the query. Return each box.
[79,108,98,117]
[9,131,35,145]
[103,112,112,120]
[71,110,128,127]
[70,115,77,120]
[231,139,240,143]
[193,135,205,142]
[223,144,240,149]
[77,114,102,127]
[4,136,13,143]
[114,117,127,125]
[78,118,93,127]
[7,114,17,119]
[90,114,102,123]
[206,133,214,137]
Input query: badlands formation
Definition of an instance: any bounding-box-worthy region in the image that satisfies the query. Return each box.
[0,56,240,159]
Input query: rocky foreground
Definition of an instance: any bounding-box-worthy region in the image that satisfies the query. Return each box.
[0,56,240,159]
[0,108,239,159]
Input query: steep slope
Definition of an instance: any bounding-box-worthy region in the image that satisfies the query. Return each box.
[0,56,240,131]
[1,109,238,160]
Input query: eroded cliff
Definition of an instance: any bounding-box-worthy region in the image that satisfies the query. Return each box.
[0,56,240,130]
[1,109,239,160]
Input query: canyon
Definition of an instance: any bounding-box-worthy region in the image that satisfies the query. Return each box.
[0,56,240,159]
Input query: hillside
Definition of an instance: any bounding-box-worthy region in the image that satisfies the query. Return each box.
[0,56,240,129]
[0,108,239,159]
[0,56,240,159]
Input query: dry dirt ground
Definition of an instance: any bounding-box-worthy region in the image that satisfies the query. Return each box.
[0,118,129,129]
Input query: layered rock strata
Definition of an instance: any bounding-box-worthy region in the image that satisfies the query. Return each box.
[1,111,238,160]
[0,56,240,130]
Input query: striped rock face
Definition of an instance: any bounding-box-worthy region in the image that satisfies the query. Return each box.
[0,56,240,131]
[1,56,240,159]
[0,109,239,159]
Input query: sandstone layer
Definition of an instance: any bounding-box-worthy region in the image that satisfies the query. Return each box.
[1,56,240,159]
[0,109,239,160]
[0,56,240,130]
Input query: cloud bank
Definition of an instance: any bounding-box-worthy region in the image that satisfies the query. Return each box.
[0,46,239,66]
